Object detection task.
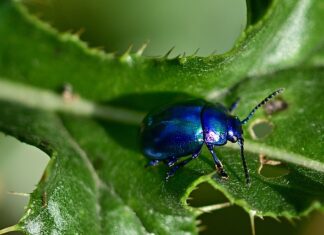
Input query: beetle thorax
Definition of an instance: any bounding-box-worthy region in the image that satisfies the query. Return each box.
[227,116,243,143]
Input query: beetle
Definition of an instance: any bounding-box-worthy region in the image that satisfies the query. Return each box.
[140,89,284,184]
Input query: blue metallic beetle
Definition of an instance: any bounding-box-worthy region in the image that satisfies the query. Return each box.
[140,89,284,184]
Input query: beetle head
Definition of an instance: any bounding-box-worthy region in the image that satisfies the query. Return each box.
[227,116,243,143]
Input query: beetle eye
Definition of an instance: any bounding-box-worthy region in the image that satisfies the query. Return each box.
[232,136,238,142]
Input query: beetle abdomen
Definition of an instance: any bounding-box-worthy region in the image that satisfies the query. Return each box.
[141,101,204,160]
[142,120,204,159]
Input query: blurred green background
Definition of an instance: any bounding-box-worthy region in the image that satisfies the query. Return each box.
[0,0,323,234]
[24,0,245,56]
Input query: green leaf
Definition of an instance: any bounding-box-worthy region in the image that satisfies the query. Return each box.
[0,0,323,234]
[0,99,197,234]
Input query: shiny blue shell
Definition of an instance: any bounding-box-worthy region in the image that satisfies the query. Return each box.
[140,99,231,160]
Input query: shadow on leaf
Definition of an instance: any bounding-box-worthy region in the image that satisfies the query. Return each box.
[96,91,197,152]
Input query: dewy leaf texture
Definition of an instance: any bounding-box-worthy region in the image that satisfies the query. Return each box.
[0,0,323,234]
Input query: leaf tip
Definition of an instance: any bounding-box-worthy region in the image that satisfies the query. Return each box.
[120,44,134,65]
[136,41,149,57]
[163,46,176,59]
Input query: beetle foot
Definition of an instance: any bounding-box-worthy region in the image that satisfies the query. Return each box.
[164,157,178,168]
[164,160,176,168]
[216,167,229,179]
[167,162,175,167]
[145,159,161,168]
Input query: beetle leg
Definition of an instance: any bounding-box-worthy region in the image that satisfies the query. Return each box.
[229,98,240,113]
[145,159,162,167]
[238,138,251,185]
[163,156,178,167]
[165,149,201,181]
[207,145,228,179]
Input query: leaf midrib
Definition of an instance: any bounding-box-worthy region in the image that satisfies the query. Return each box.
[1,78,323,174]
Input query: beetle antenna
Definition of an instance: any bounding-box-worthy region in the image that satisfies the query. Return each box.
[241,88,284,125]
[238,138,250,185]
